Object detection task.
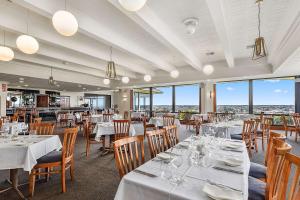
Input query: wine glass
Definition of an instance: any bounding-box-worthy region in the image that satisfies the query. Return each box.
[170,156,184,185]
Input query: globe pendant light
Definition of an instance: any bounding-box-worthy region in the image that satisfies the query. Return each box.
[0,31,14,61]
[203,64,214,75]
[144,74,151,82]
[16,10,39,54]
[122,76,130,84]
[118,0,147,12]
[170,70,179,78]
[103,78,110,85]
[52,10,78,36]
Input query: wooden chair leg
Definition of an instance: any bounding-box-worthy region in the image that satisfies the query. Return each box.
[261,137,265,151]
[29,170,36,197]
[45,167,50,182]
[86,142,90,157]
[70,159,74,181]
[61,165,66,193]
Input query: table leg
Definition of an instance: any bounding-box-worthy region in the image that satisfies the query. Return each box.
[0,169,27,199]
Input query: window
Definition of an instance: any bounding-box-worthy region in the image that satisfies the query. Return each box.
[133,88,150,111]
[216,81,249,113]
[253,78,295,115]
[175,84,200,113]
[84,96,105,109]
[153,86,172,112]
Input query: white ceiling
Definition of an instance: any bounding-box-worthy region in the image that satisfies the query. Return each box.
[0,0,299,91]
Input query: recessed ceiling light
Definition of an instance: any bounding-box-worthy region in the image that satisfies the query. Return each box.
[170,70,179,78]
[19,80,24,83]
[19,77,24,80]
[78,84,82,88]
[83,87,86,90]
[203,65,214,75]
[122,76,130,84]
[24,84,28,87]
[103,79,110,85]
[17,85,21,88]
[144,75,152,82]
[56,84,60,87]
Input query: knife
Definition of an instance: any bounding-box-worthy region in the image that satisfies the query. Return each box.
[213,166,243,174]
[133,169,158,178]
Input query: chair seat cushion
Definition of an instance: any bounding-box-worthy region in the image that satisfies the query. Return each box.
[89,133,96,138]
[256,130,263,136]
[37,151,62,164]
[249,162,266,179]
[231,134,242,140]
[248,176,266,200]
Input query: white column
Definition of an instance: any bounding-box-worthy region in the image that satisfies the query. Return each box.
[201,82,215,113]
[116,89,130,115]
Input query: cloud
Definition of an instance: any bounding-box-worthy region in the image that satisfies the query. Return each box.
[283,90,288,94]
[274,89,282,93]
[264,80,280,83]
[226,87,234,91]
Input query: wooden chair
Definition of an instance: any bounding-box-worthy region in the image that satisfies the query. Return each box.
[29,123,55,135]
[84,121,104,157]
[273,152,300,200]
[281,114,296,138]
[113,120,130,141]
[162,115,175,127]
[239,120,254,158]
[123,111,129,120]
[292,114,300,142]
[207,112,216,123]
[164,125,179,148]
[257,117,273,151]
[29,127,78,196]
[33,117,42,123]
[251,118,260,153]
[30,108,39,123]
[142,117,156,137]
[114,135,145,178]
[16,108,26,123]
[146,129,167,158]
[264,132,286,167]
[10,114,18,122]
[58,113,69,127]
[103,113,113,122]
[248,138,292,200]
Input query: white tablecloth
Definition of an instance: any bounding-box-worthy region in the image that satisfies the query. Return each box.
[93,122,139,141]
[149,117,181,127]
[2,122,26,134]
[90,114,104,123]
[201,121,243,138]
[0,135,62,171]
[115,136,250,200]
[234,114,255,121]
[131,112,145,118]
[191,114,208,121]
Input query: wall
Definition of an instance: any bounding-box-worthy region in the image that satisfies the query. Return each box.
[113,89,130,115]
[0,82,8,116]
[201,82,215,113]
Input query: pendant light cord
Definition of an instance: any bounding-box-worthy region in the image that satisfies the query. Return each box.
[110,46,112,61]
[27,9,29,34]
[258,2,261,37]
[3,30,5,46]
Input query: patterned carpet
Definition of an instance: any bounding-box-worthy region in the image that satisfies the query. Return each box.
[0,126,299,200]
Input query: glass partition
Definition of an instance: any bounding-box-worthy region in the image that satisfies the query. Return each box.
[175,84,199,113]
[153,86,172,112]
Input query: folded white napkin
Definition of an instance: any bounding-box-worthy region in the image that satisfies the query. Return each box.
[224,142,243,149]
[221,157,243,167]
[157,152,174,160]
[203,183,243,200]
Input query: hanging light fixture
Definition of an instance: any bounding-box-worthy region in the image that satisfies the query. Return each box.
[48,67,55,86]
[0,30,14,61]
[52,0,78,36]
[103,46,117,85]
[144,74,151,82]
[118,0,147,12]
[203,64,214,75]
[122,76,130,84]
[170,70,179,78]
[252,0,267,60]
[16,10,39,54]
[103,78,110,85]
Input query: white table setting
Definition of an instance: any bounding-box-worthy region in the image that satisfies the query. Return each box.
[191,113,208,121]
[115,135,250,200]
[201,120,244,139]
[0,134,62,198]
[149,117,181,127]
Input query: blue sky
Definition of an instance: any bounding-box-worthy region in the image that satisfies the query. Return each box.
[146,79,295,106]
[217,79,295,105]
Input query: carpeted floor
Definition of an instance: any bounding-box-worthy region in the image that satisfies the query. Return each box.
[0,126,299,200]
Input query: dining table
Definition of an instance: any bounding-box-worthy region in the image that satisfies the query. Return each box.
[0,134,62,198]
[191,113,208,121]
[149,117,181,127]
[115,136,250,200]
[201,120,244,138]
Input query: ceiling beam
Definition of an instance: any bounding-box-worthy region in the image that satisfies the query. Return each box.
[268,0,300,72]
[13,0,174,72]
[4,31,137,79]
[205,0,235,68]
[108,0,202,71]
[0,1,154,76]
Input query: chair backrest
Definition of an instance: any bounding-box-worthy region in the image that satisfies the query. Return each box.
[143,117,155,137]
[114,135,145,178]
[33,117,42,123]
[281,114,288,129]
[123,111,129,120]
[83,121,95,141]
[164,125,179,148]
[113,120,130,141]
[241,120,254,143]
[146,129,167,158]
[272,153,300,200]
[266,138,292,199]
[207,112,216,123]
[162,115,175,126]
[62,127,78,164]
[293,114,300,129]
[103,113,113,122]
[265,132,285,166]
[30,123,55,135]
